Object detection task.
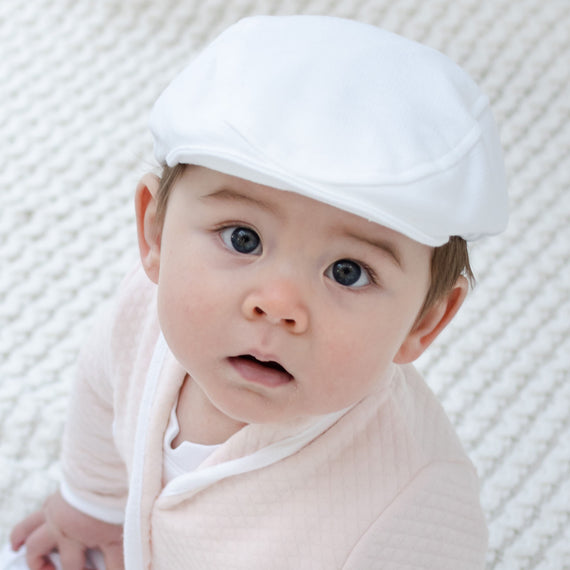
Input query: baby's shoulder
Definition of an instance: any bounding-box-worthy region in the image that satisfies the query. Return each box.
[115,263,157,313]
[380,364,471,465]
[105,264,160,363]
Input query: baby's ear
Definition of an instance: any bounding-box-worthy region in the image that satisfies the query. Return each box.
[135,173,162,284]
[394,276,469,364]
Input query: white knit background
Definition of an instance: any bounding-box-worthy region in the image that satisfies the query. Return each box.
[0,1,568,568]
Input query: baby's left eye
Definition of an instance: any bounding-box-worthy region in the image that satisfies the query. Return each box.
[325,259,371,288]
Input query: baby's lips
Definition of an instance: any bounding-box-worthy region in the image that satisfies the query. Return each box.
[237,354,293,378]
[229,354,294,387]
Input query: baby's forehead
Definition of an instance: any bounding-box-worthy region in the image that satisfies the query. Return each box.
[187,165,424,257]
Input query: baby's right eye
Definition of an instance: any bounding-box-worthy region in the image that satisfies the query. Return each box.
[220,226,262,255]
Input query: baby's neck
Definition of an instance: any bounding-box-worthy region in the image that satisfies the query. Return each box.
[173,375,247,447]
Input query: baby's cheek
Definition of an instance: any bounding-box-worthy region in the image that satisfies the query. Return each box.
[157,287,195,347]
[327,341,391,393]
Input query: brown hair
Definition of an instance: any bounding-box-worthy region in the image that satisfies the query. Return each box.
[155,164,474,316]
[155,164,187,226]
[418,236,474,320]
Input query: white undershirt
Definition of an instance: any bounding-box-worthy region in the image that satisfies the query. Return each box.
[162,401,221,484]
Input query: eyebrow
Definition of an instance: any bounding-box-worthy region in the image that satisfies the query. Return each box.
[343,230,403,268]
[200,188,278,213]
[202,188,402,268]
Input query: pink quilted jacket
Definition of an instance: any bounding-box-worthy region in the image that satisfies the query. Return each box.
[60,266,487,569]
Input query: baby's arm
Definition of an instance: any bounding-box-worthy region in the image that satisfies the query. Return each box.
[10,295,131,569]
[10,491,123,570]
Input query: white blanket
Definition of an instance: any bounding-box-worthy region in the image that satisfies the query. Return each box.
[0,1,568,569]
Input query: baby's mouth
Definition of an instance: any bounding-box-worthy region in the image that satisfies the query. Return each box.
[240,354,291,374]
[229,354,294,386]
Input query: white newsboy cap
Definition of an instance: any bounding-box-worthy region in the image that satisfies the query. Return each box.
[150,15,508,246]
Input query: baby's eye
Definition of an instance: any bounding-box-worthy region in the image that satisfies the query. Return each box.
[325,259,371,288]
[220,226,262,255]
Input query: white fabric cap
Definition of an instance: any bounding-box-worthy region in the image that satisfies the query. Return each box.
[150,15,508,246]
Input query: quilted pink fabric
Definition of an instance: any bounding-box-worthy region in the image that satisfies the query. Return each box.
[59,265,487,568]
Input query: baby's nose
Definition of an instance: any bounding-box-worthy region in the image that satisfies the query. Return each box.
[241,282,309,334]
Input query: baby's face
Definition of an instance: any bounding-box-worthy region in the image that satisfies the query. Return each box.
[155,166,432,425]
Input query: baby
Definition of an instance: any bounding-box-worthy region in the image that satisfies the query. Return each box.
[4,15,508,570]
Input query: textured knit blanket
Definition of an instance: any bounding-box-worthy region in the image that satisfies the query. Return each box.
[0,1,568,569]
